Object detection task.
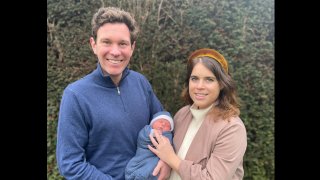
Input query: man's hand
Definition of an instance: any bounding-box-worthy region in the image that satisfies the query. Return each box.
[153,160,171,180]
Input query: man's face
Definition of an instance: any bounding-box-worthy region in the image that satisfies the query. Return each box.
[90,23,135,84]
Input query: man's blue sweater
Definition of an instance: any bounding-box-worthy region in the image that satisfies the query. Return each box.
[56,63,163,179]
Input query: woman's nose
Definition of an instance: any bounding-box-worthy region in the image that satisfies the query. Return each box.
[196,80,204,88]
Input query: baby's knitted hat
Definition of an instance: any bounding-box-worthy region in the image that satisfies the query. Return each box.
[150,111,174,131]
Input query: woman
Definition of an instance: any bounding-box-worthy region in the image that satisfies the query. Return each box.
[148,48,247,180]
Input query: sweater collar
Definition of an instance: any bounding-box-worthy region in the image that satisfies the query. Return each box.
[95,62,130,87]
[190,104,213,122]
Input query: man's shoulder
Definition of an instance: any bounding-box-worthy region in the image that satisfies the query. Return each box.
[126,70,150,84]
[67,75,90,88]
[128,69,145,78]
[65,71,96,92]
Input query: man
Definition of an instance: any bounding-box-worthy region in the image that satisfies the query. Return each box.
[56,7,170,179]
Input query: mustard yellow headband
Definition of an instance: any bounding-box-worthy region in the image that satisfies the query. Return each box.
[188,48,228,73]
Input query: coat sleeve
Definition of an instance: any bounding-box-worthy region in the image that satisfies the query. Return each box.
[178,120,247,180]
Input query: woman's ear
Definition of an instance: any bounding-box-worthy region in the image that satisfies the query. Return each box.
[219,82,224,91]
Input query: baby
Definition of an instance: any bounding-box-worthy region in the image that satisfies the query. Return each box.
[149,111,174,136]
[125,111,174,180]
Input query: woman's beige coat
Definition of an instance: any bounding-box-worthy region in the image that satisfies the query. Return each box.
[173,105,247,180]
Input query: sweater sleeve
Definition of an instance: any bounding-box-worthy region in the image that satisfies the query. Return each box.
[178,120,247,180]
[56,88,113,180]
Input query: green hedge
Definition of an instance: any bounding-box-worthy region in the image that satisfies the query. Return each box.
[47,0,274,179]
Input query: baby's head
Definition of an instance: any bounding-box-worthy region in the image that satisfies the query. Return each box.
[150,111,174,132]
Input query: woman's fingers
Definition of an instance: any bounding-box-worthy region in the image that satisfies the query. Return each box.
[153,129,161,139]
[148,144,157,154]
[149,134,158,147]
[149,130,170,154]
[148,134,158,154]
[154,130,170,144]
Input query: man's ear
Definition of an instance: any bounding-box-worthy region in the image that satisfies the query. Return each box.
[131,41,136,51]
[89,37,97,54]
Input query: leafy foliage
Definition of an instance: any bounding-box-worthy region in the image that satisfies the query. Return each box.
[47,0,274,179]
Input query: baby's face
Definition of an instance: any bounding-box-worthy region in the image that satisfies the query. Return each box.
[152,118,171,132]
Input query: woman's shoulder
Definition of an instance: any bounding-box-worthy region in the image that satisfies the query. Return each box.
[219,116,246,134]
[206,114,245,131]
[228,116,245,126]
[174,105,191,118]
[177,105,191,113]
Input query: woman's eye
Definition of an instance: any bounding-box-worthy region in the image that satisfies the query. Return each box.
[190,77,197,81]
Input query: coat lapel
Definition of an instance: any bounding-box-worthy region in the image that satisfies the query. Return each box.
[173,109,193,152]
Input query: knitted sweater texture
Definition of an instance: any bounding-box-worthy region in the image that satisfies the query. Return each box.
[56,63,163,180]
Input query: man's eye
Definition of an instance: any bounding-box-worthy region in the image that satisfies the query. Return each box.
[119,42,128,47]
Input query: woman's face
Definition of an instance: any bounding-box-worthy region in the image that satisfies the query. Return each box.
[189,62,221,109]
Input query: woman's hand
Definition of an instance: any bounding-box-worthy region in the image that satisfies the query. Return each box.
[153,160,171,180]
[148,130,181,172]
